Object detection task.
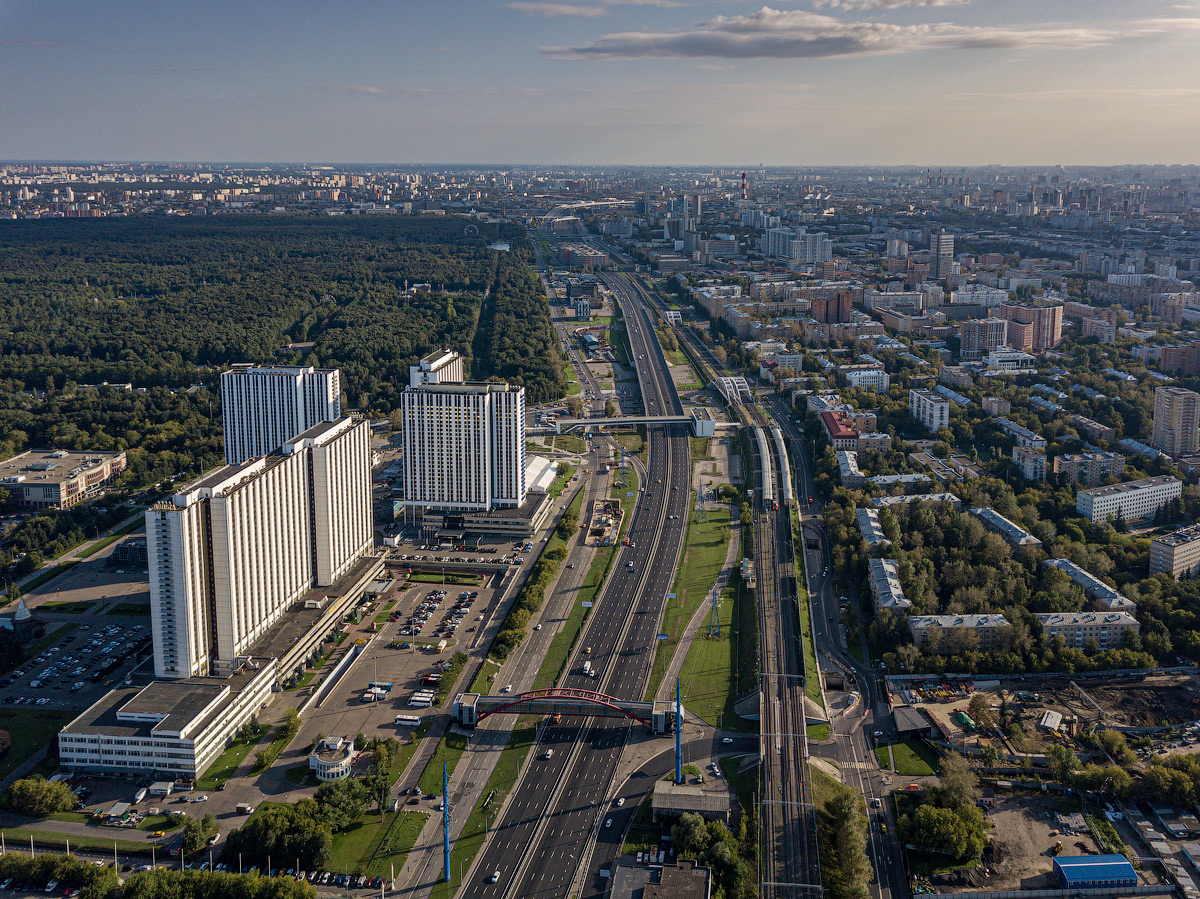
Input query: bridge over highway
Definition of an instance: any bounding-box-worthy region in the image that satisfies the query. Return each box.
[553,412,715,436]
[452,688,680,734]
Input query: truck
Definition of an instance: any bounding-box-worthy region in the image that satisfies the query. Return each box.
[236,803,255,815]
[436,639,448,653]
[582,661,592,676]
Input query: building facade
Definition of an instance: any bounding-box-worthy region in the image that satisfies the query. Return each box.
[1037,612,1140,649]
[1075,475,1182,523]
[1150,525,1200,579]
[960,318,1007,362]
[148,417,372,679]
[909,615,1013,652]
[868,558,911,614]
[1000,302,1063,352]
[0,449,127,509]
[401,380,526,513]
[1013,446,1047,481]
[220,365,341,465]
[1053,452,1126,487]
[909,389,950,433]
[1153,386,1200,457]
[408,349,465,388]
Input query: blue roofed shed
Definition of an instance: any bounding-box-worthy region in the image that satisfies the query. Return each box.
[1053,855,1137,890]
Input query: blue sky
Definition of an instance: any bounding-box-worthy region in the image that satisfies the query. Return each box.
[2,0,1198,164]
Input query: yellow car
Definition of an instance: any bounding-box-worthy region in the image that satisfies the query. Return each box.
[150,831,165,838]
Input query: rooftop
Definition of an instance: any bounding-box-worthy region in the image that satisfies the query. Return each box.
[0,449,125,486]
[909,614,1012,629]
[1037,611,1139,628]
[1154,524,1200,548]
[971,507,1043,549]
[1078,475,1181,498]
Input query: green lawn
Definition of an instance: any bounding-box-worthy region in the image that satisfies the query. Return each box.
[250,724,296,775]
[675,581,745,730]
[0,709,76,781]
[48,812,93,824]
[792,510,823,706]
[137,813,183,832]
[19,562,79,594]
[644,506,734,701]
[196,726,268,790]
[106,602,150,616]
[427,727,535,899]
[0,826,149,855]
[616,432,645,456]
[565,378,581,397]
[418,731,471,795]
[553,435,586,455]
[37,599,95,613]
[329,810,428,877]
[408,572,484,586]
[75,519,142,559]
[875,746,893,770]
[390,720,432,787]
[718,756,758,819]
[807,723,831,740]
[285,765,315,786]
[893,740,938,777]
[469,659,500,695]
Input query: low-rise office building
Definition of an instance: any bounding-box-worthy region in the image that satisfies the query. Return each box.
[909,615,1013,653]
[309,736,357,782]
[1075,475,1182,524]
[58,662,276,781]
[0,449,127,509]
[1037,612,1140,649]
[1150,525,1200,579]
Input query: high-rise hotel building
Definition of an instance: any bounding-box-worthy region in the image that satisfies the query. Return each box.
[220,365,341,465]
[147,416,372,679]
[401,352,525,514]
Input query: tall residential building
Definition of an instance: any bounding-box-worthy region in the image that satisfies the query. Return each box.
[1153,386,1200,457]
[408,349,466,388]
[929,231,954,279]
[960,318,1008,362]
[909,389,950,433]
[220,365,341,465]
[1000,302,1063,353]
[401,352,525,513]
[147,416,372,679]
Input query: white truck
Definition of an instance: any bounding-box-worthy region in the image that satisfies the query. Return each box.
[582,661,592,677]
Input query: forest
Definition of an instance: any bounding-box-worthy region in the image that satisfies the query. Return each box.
[0,214,566,580]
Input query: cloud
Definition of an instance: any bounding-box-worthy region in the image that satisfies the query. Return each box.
[508,0,683,15]
[1,39,63,48]
[508,2,607,15]
[542,6,1198,60]
[814,0,969,9]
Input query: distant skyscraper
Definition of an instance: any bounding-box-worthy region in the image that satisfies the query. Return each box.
[147,416,372,679]
[929,230,954,279]
[220,365,341,465]
[401,352,526,513]
[1153,386,1200,456]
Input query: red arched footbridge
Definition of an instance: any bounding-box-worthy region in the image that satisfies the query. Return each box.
[452,688,680,734]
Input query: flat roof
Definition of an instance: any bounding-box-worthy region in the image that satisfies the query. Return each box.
[651,780,732,815]
[1078,475,1180,498]
[1153,525,1200,548]
[0,449,125,486]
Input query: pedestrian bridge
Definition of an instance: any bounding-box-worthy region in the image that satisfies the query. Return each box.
[452,688,680,734]
[554,414,714,437]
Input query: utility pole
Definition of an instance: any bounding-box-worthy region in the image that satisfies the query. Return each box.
[443,762,451,883]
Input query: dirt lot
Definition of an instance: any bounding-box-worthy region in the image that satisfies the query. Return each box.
[928,795,1100,892]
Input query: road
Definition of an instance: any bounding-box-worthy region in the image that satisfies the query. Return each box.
[460,271,690,899]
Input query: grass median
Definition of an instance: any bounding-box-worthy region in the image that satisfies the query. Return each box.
[19,562,79,595]
[76,519,143,559]
[644,505,733,701]
[428,727,536,899]
[418,731,470,795]
[196,725,269,791]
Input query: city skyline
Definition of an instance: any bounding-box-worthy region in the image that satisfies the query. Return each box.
[2,0,1200,165]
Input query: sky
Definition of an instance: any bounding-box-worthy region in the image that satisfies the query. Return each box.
[2,0,1200,165]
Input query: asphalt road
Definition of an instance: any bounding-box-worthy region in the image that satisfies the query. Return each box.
[460,271,690,899]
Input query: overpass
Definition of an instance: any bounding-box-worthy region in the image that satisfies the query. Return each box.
[554,413,715,437]
[452,688,681,734]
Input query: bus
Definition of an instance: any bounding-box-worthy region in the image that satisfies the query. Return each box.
[409,693,434,708]
[395,715,422,727]
[369,681,394,694]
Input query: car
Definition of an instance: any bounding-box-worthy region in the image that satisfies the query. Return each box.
[722,737,734,744]
[873,730,883,738]
[615,797,625,807]
[605,818,613,828]
[150,831,165,838]
[543,749,554,759]
[872,798,882,808]
[489,871,501,883]
[196,795,208,802]
[534,624,542,631]
[500,684,512,693]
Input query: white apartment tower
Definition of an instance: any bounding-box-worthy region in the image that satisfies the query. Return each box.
[220,365,341,465]
[402,352,526,514]
[409,349,466,388]
[909,389,951,433]
[148,417,372,679]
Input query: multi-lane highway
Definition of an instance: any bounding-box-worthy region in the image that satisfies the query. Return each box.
[462,271,691,899]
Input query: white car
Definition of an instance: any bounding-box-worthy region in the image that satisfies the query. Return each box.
[616,797,625,807]
[722,737,733,744]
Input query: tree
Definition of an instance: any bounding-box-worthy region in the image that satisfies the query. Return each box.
[903,804,986,861]
[1045,744,1079,784]
[934,752,979,810]
[0,775,76,816]
[672,812,711,857]
[180,813,219,854]
[966,694,996,732]
[368,775,391,822]
[315,778,368,831]
[221,797,332,872]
